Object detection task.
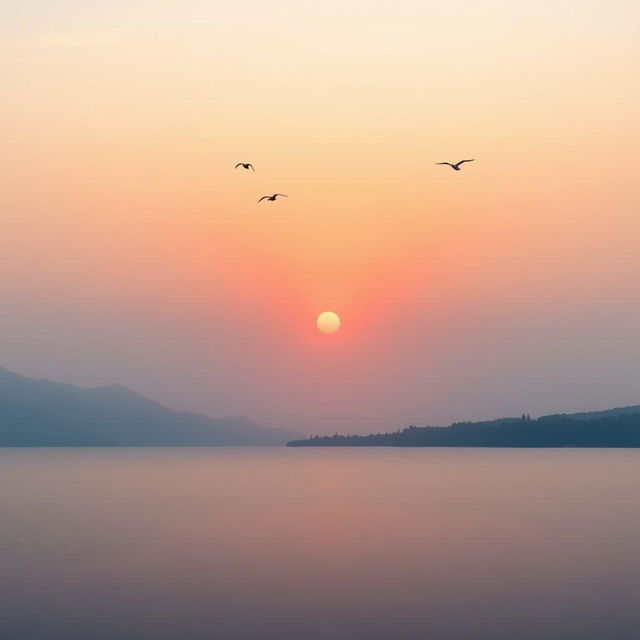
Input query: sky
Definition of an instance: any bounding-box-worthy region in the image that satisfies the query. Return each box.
[1,0,639,435]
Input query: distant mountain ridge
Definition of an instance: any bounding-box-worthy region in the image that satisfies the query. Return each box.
[0,366,297,446]
[557,405,640,421]
[288,406,640,448]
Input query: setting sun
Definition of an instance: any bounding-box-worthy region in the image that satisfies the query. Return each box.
[3,1,640,638]
[317,312,341,334]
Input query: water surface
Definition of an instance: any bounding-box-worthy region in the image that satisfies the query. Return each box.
[1,447,639,639]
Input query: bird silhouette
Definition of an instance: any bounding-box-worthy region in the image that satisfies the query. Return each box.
[436,159,475,171]
[235,163,255,171]
[258,194,288,202]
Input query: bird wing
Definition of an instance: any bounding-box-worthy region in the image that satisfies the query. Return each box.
[275,194,288,197]
[458,159,475,164]
[258,196,268,202]
[248,164,255,171]
[436,162,453,167]
[235,163,243,169]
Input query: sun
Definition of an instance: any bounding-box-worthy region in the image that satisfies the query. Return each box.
[317,311,341,334]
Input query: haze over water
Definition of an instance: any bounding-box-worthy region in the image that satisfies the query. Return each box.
[2,447,639,639]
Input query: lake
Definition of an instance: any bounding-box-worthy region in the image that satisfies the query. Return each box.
[1,447,639,639]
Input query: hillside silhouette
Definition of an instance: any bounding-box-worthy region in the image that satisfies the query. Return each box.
[0,366,297,446]
[287,407,640,447]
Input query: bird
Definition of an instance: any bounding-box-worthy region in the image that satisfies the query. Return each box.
[235,163,255,171]
[436,159,475,171]
[258,194,288,202]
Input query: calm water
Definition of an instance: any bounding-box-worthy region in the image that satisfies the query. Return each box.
[1,448,639,640]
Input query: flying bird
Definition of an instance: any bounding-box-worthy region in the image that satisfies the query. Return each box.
[436,159,475,171]
[258,194,288,202]
[235,163,255,171]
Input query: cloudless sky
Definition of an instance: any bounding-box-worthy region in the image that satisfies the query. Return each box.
[1,1,639,434]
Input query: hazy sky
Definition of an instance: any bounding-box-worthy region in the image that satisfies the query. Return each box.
[1,1,639,434]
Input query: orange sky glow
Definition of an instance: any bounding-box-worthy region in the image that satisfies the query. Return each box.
[1,0,639,433]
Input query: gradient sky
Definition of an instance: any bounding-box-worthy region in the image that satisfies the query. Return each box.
[1,1,639,434]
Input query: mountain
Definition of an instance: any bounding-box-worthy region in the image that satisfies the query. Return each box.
[558,405,640,421]
[287,407,640,448]
[0,367,297,446]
